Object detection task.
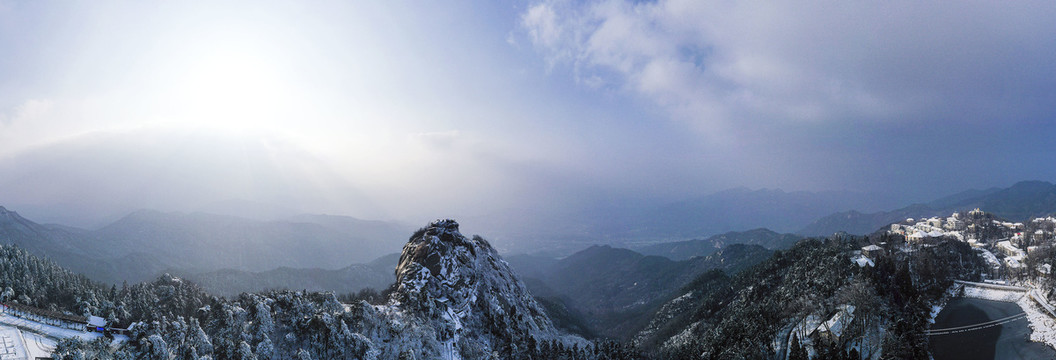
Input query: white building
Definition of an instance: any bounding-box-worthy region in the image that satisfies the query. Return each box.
[997,240,1026,259]
[814,305,856,342]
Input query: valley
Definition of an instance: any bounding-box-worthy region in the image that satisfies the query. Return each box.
[4,2,1055,358]
[2,181,1056,359]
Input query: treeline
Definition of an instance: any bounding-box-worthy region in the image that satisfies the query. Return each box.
[0,243,639,359]
[649,238,857,359]
[872,238,985,359]
[0,244,215,328]
[1,233,988,359]
[54,289,643,359]
[0,245,110,315]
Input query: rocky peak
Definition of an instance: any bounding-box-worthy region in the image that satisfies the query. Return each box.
[0,206,36,231]
[394,219,472,288]
[387,219,572,357]
[392,219,508,311]
[0,206,20,219]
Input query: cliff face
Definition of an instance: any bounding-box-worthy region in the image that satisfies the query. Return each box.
[334,219,580,359]
[388,219,566,358]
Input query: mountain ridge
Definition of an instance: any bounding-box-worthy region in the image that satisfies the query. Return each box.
[507,242,772,340]
[800,180,1056,236]
[636,228,801,260]
[0,206,413,284]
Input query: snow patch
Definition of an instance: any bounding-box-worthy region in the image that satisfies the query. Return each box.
[929,305,943,324]
[961,286,1025,303]
[1019,290,1056,350]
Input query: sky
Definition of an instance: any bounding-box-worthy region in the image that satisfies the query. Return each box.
[1,0,1055,228]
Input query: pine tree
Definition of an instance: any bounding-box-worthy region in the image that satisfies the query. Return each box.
[256,335,275,360]
[146,334,170,360]
[235,341,258,360]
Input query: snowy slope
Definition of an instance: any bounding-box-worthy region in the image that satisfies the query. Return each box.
[345,219,584,359]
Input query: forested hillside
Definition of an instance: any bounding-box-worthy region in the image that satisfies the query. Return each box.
[0,223,994,359]
[9,221,643,360]
[635,235,986,359]
[508,243,771,340]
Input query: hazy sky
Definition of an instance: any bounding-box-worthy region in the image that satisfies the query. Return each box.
[2,1,1055,227]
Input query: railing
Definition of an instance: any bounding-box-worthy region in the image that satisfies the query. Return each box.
[1029,289,1056,319]
[0,302,88,331]
[953,280,1028,292]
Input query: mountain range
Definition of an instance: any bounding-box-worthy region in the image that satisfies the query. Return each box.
[0,206,413,284]
[1,185,1050,358]
[468,188,897,255]
[635,228,801,261]
[3,180,1054,296]
[176,253,400,298]
[800,180,1056,236]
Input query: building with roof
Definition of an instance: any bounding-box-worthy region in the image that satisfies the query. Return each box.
[861,244,884,257]
[813,305,856,343]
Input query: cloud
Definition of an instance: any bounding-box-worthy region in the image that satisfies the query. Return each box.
[0,99,52,126]
[410,130,461,150]
[522,4,562,50]
[513,0,1056,202]
[519,0,1056,129]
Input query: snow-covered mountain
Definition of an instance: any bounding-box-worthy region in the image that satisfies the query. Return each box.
[800,180,1056,236]
[0,218,593,360]
[379,219,580,358]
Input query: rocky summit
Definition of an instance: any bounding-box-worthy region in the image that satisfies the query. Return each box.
[388,219,576,358]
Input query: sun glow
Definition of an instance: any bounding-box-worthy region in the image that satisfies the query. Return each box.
[155,37,306,136]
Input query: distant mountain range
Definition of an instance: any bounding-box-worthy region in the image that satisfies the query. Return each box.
[4,180,1054,294]
[177,253,399,297]
[800,180,1056,236]
[636,228,802,261]
[635,188,893,237]
[471,188,894,255]
[0,206,413,284]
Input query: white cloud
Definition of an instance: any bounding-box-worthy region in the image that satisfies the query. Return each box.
[523,4,562,49]
[410,130,461,150]
[1,99,53,125]
[520,0,1056,128]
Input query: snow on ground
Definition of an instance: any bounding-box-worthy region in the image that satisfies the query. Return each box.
[0,314,96,342]
[772,321,795,360]
[21,331,55,359]
[0,327,56,360]
[961,286,1025,303]
[0,328,29,360]
[1018,291,1056,350]
[929,305,943,324]
[0,313,126,359]
[977,249,1002,269]
[788,314,824,359]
